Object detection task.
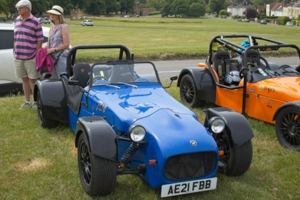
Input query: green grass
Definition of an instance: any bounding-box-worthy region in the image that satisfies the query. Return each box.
[1,87,300,199]
[1,16,300,199]
[42,16,300,61]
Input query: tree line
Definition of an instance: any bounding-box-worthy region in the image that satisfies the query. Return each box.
[0,0,293,19]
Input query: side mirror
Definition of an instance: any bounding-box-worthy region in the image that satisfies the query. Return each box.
[164,76,178,89]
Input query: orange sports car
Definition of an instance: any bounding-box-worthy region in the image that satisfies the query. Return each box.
[178,34,300,151]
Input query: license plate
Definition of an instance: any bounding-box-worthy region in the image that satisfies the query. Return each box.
[161,177,217,198]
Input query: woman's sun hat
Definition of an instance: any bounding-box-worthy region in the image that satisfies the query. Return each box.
[46,5,63,16]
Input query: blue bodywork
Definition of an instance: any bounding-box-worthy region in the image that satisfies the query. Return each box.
[34,45,253,196]
[68,82,219,188]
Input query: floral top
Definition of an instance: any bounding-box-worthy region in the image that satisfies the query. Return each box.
[49,23,69,57]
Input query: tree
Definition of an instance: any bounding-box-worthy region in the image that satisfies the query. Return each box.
[120,0,135,14]
[245,7,258,19]
[161,1,172,17]
[171,0,189,17]
[105,0,118,14]
[188,2,205,18]
[0,0,9,16]
[146,0,166,10]
[208,0,226,13]
[85,0,106,15]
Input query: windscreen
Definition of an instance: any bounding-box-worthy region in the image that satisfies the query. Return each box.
[91,61,160,85]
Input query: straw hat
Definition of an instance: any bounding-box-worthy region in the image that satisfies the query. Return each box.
[46,5,63,16]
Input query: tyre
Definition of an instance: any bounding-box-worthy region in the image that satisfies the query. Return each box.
[37,90,58,128]
[179,74,206,107]
[78,133,116,196]
[219,139,253,176]
[275,107,300,151]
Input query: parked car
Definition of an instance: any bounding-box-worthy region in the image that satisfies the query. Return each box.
[0,23,49,96]
[259,19,267,24]
[34,44,254,197]
[41,18,50,24]
[238,18,249,22]
[81,20,93,26]
[124,15,131,18]
[285,21,294,26]
[178,34,300,151]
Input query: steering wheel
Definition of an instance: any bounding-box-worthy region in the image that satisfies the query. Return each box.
[92,75,108,84]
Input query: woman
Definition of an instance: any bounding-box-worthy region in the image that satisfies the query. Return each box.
[46,5,70,78]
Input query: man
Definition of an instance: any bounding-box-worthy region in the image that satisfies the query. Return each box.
[14,0,43,109]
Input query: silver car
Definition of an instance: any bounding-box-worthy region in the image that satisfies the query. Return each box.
[0,23,49,96]
[81,20,94,26]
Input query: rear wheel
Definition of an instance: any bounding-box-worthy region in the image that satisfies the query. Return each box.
[37,90,58,128]
[179,74,205,107]
[78,133,116,196]
[275,107,300,151]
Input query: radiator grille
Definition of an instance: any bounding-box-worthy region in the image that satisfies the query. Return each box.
[164,152,215,181]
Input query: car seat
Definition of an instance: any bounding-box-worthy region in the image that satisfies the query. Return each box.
[213,50,237,84]
[71,62,91,88]
[244,49,265,69]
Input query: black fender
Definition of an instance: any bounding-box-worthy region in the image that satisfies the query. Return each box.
[205,107,254,148]
[273,101,300,121]
[75,117,117,161]
[177,67,216,103]
[33,79,68,123]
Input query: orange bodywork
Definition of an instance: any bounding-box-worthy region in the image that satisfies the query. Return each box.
[198,63,300,124]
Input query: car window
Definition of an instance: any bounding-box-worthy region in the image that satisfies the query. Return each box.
[0,30,14,50]
[91,62,159,86]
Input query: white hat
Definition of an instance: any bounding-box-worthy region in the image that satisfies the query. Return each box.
[15,0,32,11]
[46,5,64,16]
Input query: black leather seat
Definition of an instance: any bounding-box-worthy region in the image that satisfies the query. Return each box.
[244,49,265,69]
[213,50,237,84]
[71,63,91,88]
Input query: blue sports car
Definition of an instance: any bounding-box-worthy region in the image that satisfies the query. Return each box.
[34,45,254,198]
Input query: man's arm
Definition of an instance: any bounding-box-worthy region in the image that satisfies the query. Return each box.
[36,40,43,50]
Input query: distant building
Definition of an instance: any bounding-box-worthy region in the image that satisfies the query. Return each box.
[70,9,84,20]
[227,4,246,16]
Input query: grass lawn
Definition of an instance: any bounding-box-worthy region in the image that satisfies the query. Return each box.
[1,16,300,199]
[41,16,300,61]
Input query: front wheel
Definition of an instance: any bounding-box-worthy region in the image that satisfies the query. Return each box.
[179,74,205,107]
[218,138,253,176]
[78,133,117,196]
[275,107,300,151]
[37,90,58,128]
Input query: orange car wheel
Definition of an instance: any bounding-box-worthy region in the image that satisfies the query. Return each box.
[275,107,300,151]
[180,74,205,108]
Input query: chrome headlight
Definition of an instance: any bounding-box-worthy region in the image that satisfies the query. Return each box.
[129,125,146,142]
[208,117,225,134]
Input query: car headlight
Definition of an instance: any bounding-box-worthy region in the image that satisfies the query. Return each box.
[129,125,146,142]
[208,117,225,134]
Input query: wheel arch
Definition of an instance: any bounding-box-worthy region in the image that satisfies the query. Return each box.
[272,101,300,121]
[33,79,68,123]
[205,107,254,148]
[75,116,117,161]
[178,67,216,103]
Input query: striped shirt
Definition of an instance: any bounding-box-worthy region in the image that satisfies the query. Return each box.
[14,14,44,60]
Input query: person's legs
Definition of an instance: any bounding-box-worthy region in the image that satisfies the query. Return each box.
[14,59,31,109]
[51,56,66,79]
[22,77,31,102]
[25,58,40,108]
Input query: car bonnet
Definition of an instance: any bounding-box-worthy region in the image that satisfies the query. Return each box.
[91,84,197,128]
